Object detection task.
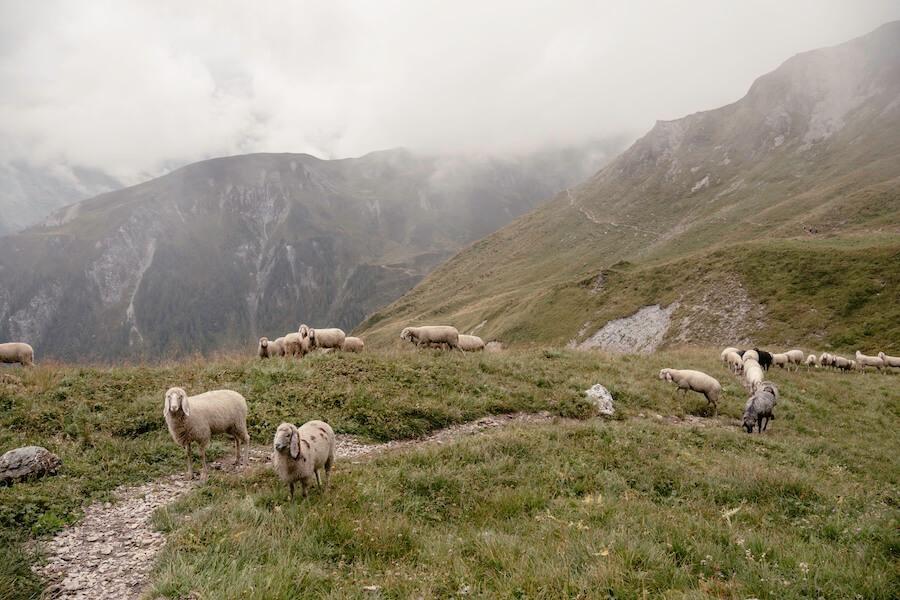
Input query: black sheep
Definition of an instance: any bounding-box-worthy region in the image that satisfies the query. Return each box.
[754,348,773,371]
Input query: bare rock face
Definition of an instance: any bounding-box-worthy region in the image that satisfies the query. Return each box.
[0,446,61,485]
[585,384,615,416]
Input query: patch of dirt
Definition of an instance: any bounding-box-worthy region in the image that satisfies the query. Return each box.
[670,276,765,347]
[31,412,563,599]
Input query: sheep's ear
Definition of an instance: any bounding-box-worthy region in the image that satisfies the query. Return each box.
[164,392,171,417]
[290,431,300,459]
[181,394,190,417]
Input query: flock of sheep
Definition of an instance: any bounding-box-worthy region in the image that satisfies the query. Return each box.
[659,345,899,436]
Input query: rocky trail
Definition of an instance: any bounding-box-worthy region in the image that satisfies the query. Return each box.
[32,412,562,600]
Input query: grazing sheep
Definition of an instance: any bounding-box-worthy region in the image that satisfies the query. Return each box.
[0,342,34,367]
[721,347,740,362]
[786,349,805,370]
[742,349,759,364]
[754,348,773,371]
[725,351,743,374]
[805,354,817,370]
[742,390,777,433]
[400,326,462,352]
[819,352,834,369]
[833,356,853,372]
[743,361,764,393]
[757,380,780,403]
[658,368,722,416]
[458,334,485,352]
[878,352,900,369]
[272,420,335,500]
[163,387,250,481]
[258,336,285,359]
[308,328,346,350]
[855,351,884,373]
[340,336,365,352]
[771,353,789,369]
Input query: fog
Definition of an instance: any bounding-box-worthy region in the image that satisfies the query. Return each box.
[1,1,898,183]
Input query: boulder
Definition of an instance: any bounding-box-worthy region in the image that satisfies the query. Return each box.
[585,384,615,416]
[0,446,61,485]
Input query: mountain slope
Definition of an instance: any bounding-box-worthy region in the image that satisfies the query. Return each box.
[0,144,620,361]
[357,22,900,352]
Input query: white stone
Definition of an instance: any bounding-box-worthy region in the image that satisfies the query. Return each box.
[585,385,615,416]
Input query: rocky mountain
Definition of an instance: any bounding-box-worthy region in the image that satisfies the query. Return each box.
[0,143,621,361]
[358,22,900,352]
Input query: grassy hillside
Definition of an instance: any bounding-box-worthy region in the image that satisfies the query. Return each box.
[355,24,900,351]
[1,349,898,598]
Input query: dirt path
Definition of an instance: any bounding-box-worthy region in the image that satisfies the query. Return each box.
[32,412,560,600]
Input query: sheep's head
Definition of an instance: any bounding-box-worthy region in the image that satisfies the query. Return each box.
[259,337,268,348]
[308,329,317,346]
[298,324,309,338]
[658,369,672,381]
[273,423,301,459]
[742,417,755,434]
[400,328,411,341]
[164,387,190,417]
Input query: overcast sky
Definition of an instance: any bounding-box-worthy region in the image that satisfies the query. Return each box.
[1,0,898,183]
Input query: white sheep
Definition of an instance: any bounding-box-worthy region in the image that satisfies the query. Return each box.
[458,334,485,352]
[786,349,805,370]
[855,351,884,373]
[720,347,739,363]
[258,336,285,359]
[163,387,250,481]
[878,352,900,369]
[309,328,346,350]
[340,336,365,352]
[725,351,743,374]
[743,361,764,393]
[833,356,853,372]
[284,332,310,357]
[658,368,722,416]
[742,349,760,364]
[272,420,335,499]
[0,342,34,367]
[818,352,833,369]
[400,326,463,352]
[771,353,789,369]
[805,354,817,370]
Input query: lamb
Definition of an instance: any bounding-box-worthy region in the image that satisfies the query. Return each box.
[771,353,789,369]
[743,361,764,393]
[271,420,335,500]
[458,334,485,352]
[805,354,817,370]
[786,349,805,370]
[742,349,759,364]
[257,336,285,359]
[0,342,34,367]
[340,336,365,352]
[742,390,777,433]
[855,351,884,373]
[725,351,744,374]
[308,328,346,350]
[400,326,463,352]
[658,368,721,416]
[163,387,250,481]
[878,352,900,368]
[754,348,773,371]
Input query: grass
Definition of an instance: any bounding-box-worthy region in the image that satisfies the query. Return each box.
[2,348,898,598]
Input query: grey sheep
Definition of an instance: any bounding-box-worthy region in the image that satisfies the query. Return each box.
[0,342,34,367]
[163,387,250,481]
[742,390,777,433]
[272,420,335,499]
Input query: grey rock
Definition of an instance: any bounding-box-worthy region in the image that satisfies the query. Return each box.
[0,445,61,484]
[585,384,615,416]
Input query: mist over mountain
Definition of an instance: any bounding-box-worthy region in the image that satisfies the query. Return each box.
[358,22,900,352]
[0,141,621,361]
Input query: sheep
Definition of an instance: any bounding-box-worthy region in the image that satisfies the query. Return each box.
[757,380,779,402]
[878,352,900,369]
[771,353,789,369]
[743,361,764,393]
[308,328,346,350]
[658,368,721,416]
[725,351,743,374]
[340,336,365,352]
[0,342,34,367]
[258,336,285,359]
[805,354,817,370]
[163,387,250,481]
[786,349,805,370]
[400,326,463,352]
[833,356,853,372]
[284,332,311,357]
[720,347,739,362]
[458,334,485,352]
[754,348,773,371]
[742,349,759,364]
[819,352,834,369]
[271,420,335,500]
[855,351,884,373]
[742,390,776,433]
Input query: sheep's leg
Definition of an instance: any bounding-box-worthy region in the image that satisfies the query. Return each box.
[233,435,241,466]
[288,482,295,500]
[185,442,193,481]
[323,454,333,489]
[198,444,208,480]
[314,468,322,487]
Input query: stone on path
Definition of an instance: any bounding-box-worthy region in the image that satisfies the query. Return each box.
[0,445,61,484]
[585,384,615,416]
